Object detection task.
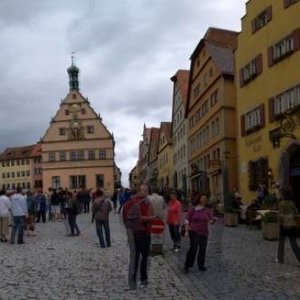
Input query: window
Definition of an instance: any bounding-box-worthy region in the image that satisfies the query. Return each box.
[49,152,55,162]
[210,89,219,106]
[21,160,25,165]
[11,161,15,166]
[26,159,30,165]
[99,149,106,160]
[26,170,30,176]
[70,151,76,161]
[252,6,272,33]
[6,172,10,178]
[1,162,4,167]
[77,150,84,160]
[34,168,38,175]
[59,128,66,136]
[12,172,15,178]
[17,160,20,166]
[269,84,300,121]
[17,172,20,177]
[59,151,66,161]
[268,29,300,66]
[21,171,25,177]
[284,0,300,8]
[241,104,265,136]
[2,173,5,179]
[96,174,104,188]
[65,110,69,116]
[70,175,86,189]
[52,176,61,190]
[240,55,263,87]
[6,161,9,167]
[81,108,86,114]
[88,150,95,160]
[87,125,94,134]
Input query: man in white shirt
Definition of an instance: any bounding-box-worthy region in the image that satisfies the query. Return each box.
[10,186,28,245]
[0,189,11,242]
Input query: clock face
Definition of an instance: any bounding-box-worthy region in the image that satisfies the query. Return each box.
[73,120,79,127]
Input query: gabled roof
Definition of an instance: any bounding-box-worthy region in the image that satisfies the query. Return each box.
[0,144,41,160]
[190,27,238,61]
[170,69,190,104]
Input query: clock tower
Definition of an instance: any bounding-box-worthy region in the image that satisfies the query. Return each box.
[40,60,118,193]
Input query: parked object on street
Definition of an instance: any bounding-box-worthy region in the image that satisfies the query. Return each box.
[261,211,279,240]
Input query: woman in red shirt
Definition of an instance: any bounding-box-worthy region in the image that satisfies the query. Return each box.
[167,191,182,252]
[184,193,215,272]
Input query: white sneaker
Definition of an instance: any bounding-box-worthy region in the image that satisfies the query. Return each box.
[174,247,180,253]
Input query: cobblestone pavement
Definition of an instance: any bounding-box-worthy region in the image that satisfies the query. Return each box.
[1,213,300,300]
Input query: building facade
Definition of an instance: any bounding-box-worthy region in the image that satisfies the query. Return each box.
[186,27,238,203]
[0,144,42,191]
[236,0,300,208]
[171,70,189,196]
[41,61,116,193]
[157,122,173,191]
[147,128,160,189]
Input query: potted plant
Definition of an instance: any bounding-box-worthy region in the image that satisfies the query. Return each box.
[261,211,279,240]
[223,193,239,227]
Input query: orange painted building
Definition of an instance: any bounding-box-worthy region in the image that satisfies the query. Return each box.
[41,61,116,193]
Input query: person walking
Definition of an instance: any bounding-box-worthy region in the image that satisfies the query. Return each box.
[111,189,118,213]
[35,190,47,223]
[123,184,154,290]
[0,189,11,242]
[167,191,182,253]
[92,189,112,248]
[276,188,300,266]
[184,193,215,272]
[148,188,166,220]
[67,191,80,236]
[10,186,28,245]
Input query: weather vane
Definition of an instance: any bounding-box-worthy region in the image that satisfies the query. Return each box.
[71,51,76,65]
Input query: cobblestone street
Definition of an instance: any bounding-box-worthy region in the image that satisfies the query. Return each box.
[1,213,300,300]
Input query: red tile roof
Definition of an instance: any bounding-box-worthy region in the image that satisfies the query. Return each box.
[170,70,190,104]
[0,143,41,160]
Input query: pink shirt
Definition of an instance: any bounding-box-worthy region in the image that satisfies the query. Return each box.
[186,207,214,236]
[167,199,182,225]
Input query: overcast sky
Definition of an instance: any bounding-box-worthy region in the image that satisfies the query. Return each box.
[0,0,246,186]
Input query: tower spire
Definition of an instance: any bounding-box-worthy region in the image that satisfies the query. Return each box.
[67,53,79,91]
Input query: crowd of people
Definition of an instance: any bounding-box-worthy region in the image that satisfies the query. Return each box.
[1,183,299,291]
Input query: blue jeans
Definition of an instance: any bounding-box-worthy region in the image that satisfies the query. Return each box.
[11,216,26,244]
[95,219,111,247]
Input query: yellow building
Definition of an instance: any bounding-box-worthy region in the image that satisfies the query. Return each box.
[157,122,173,190]
[41,61,116,194]
[186,27,238,203]
[236,0,300,208]
[0,144,42,191]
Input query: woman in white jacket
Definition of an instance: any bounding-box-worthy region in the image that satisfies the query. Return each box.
[0,189,11,242]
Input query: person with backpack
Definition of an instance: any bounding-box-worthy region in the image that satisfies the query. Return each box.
[91,189,112,248]
[123,184,155,290]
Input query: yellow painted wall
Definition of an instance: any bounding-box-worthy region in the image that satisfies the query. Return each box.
[236,0,300,202]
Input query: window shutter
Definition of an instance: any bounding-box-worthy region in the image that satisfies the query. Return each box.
[256,53,263,75]
[251,19,257,34]
[260,104,265,128]
[266,6,273,21]
[241,115,246,136]
[267,46,274,67]
[268,98,275,122]
[239,68,244,87]
[293,28,300,51]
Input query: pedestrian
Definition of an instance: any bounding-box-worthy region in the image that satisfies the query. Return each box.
[77,187,91,213]
[91,189,112,248]
[50,189,60,221]
[167,191,182,253]
[276,188,300,266]
[67,191,80,236]
[35,190,47,223]
[10,186,28,245]
[123,184,155,290]
[118,188,131,214]
[25,190,36,236]
[111,189,118,213]
[184,193,216,272]
[0,189,11,242]
[148,187,166,220]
